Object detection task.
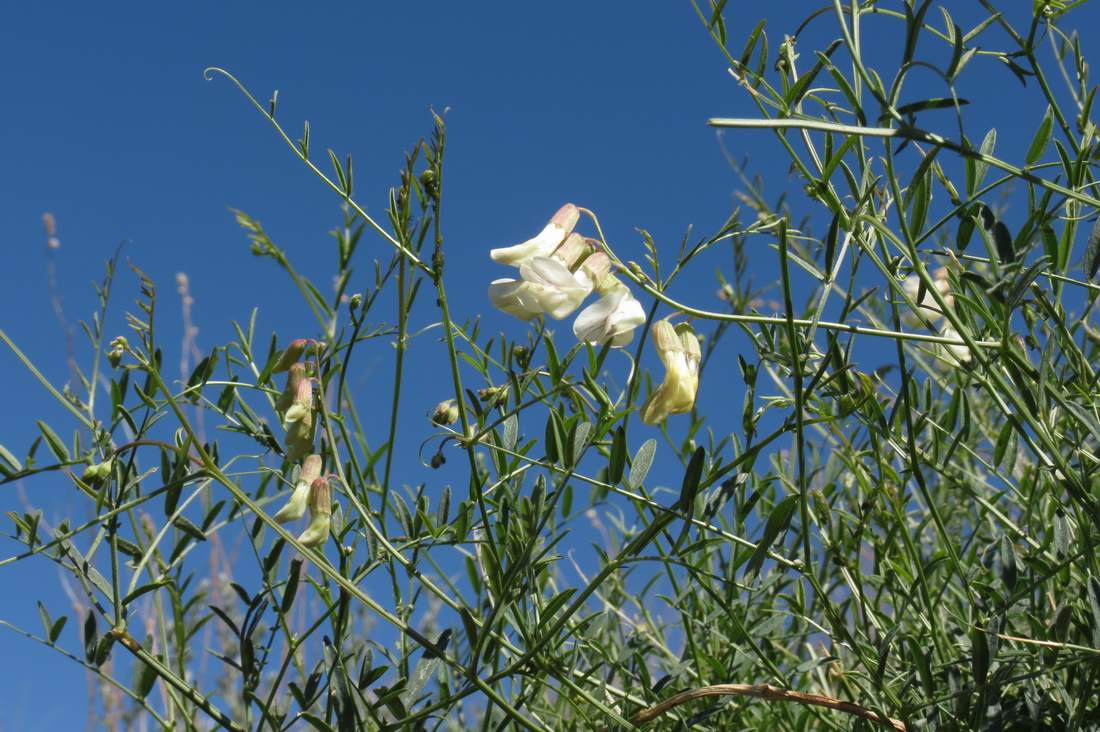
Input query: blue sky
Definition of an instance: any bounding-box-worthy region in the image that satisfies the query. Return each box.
[3,2,1099,728]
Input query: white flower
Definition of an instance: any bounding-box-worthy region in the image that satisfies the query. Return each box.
[937,324,971,367]
[641,321,701,424]
[489,234,597,320]
[902,267,953,324]
[573,277,646,347]
[490,203,580,265]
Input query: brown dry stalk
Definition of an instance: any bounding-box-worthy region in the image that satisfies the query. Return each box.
[629,683,906,730]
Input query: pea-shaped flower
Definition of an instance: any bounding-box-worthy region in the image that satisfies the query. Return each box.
[489,234,598,320]
[640,321,701,424]
[297,477,332,548]
[282,374,314,430]
[573,274,646,347]
[273,454,323,524]
[490,204,580,265]
[275,363,308,417]
[272,338,311,373]
[902,267,952,325]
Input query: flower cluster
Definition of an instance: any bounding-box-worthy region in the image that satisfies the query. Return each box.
[489,204,646,347]
[268,340,332,546]
[273,340,317,461]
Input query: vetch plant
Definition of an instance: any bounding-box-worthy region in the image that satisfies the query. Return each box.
[3,2,1100,730]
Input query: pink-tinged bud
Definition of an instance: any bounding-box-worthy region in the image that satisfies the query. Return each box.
[549,203,581,231]
[282,376,314,429]
[552,232,589,269]
[300,454,323,485]
[578,251,612,288]
[297,477,332,547]
[490,204,580,266]
[272,339,310,373]
[275,363,307,416]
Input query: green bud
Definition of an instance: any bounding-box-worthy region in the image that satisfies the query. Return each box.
[431,399,460,426]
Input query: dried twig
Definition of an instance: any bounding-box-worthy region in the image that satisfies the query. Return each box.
[630,683,906,730]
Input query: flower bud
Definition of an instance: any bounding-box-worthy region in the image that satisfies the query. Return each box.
[273,454,323,523]
[282,376,314,429]
[552,232,589,269]
[107,347,124,368]
[272,339,310,374]
[477,385,507,404]
[578,252,612,288]
[284,410,314,462]
[275,363,307,416]
[490,204,580,266]
[297,477,332,547]
[431,399,460,426]
[81,458,113,485]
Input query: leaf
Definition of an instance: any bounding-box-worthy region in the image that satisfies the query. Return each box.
[571,421,592,466]
[122,580,168,607]
[0,443,22,473]
[969,128,996,193]
[627,439,657,489]
[49,616,68,644]
[1084,217,1100,281]
[607,426,626,485]
[282,558,302,613]
[679,447,705,511]
[891,97,970,120]
[785,39,841,108]
[37,421,69,462]
[993,221,1015,264]
[133,654,158,699]
[501,414,518,452]
[1026,108,1053,165]
[83,609,98,663]
[999,535,1018,594]
[745,494,798,578]
[971,626,990,686]
[37,601,52,641]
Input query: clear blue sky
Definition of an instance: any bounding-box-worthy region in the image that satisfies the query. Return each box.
[2,2,1098,728]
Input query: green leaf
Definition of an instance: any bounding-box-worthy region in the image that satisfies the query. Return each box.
[1084,217,1100,281]
[132,655,157,699]
[122,580,168,608]
[501,414,518,452]
[571,421,591,467]
[1026,108,1053,165]
[0,443,22,473]
[49,616,68,644]
[608,426,626,485]
[83,609,98,664]
[679,447,705,511]
[37,601,52,641]
[627,439,657,489]
[745,494,798,578]
[282,558,302,613]
[37,421,69,462]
